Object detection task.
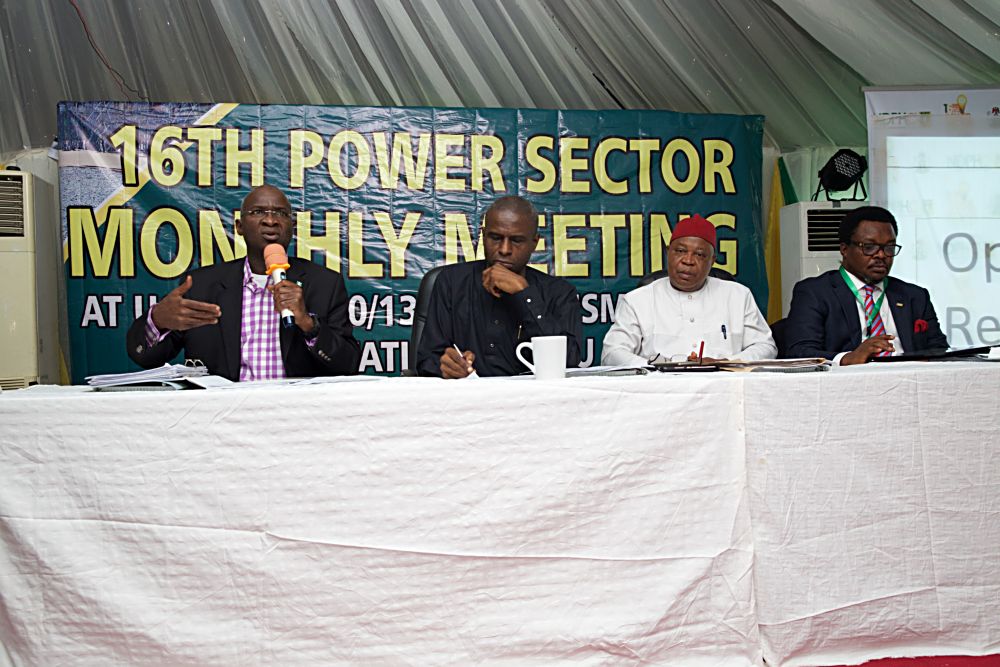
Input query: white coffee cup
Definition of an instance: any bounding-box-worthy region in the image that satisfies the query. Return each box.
[515,335,567,380]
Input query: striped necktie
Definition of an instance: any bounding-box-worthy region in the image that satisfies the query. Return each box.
[863,285,892,357]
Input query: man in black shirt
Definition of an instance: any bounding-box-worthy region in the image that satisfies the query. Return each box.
[416,196,583,378]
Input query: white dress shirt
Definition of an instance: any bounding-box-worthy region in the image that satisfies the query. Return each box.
[834,269,902,365]
[601,277,777,366]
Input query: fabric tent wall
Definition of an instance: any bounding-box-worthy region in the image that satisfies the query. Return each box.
[1,0,998,155]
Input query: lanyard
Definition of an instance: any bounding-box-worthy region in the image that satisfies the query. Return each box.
[839,267,887,336]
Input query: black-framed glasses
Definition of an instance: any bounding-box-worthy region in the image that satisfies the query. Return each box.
[848,241,902,257]
[245,207,292,220]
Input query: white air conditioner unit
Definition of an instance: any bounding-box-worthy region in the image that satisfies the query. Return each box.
[779,201,868,318]
[0,170,62,389]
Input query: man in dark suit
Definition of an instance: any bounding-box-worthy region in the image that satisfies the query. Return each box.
[784,205,948,365]
[126,185,360,380]
[415,195,582,378]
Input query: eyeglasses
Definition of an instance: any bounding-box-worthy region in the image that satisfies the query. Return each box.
[245,207,292,220]
[848,241,902,257]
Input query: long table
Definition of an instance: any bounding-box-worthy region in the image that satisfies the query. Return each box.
[1,363,997,666]
[744,363,1000,666]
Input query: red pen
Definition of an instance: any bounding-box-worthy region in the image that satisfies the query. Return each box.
[698,340,705,365]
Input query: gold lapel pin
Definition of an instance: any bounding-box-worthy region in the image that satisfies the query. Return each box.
[895,302,903,307]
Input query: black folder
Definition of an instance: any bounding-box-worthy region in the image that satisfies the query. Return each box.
[869,345,992,362]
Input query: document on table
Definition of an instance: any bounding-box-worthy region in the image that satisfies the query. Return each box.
[86,362,220,388]
[651,361,720,372]
[713,358,831,373]
[869,344,993,362]
[289,375,385,385]
[567,365,652,377]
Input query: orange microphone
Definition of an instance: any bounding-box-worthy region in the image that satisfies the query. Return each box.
[263,243,294,328]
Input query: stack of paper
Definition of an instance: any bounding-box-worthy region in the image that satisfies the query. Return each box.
[86,363,211,388]
[715,358,830,373]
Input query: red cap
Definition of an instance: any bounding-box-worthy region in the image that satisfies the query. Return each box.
[671,214,716,248]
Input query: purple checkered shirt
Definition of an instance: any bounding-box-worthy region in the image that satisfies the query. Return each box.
[238,260,285,381]
[144,260,286,381]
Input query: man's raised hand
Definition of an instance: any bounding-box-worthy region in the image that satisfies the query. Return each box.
[481,264,528,298]
[150,275,221,331]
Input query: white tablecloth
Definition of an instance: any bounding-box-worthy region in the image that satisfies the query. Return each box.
[743,363,1000,666]
[1,363,998,666]
[0,374,757,666]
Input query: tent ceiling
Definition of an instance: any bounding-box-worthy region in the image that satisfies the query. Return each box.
[1,0,997,155]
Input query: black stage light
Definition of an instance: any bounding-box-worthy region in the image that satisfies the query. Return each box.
[812,149,868,201]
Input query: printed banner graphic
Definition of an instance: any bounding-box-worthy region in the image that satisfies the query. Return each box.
[59,102,765,381]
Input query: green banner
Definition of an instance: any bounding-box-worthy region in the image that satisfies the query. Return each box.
[58,101,765,381]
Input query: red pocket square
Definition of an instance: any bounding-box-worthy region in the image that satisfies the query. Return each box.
[914,319,929,333]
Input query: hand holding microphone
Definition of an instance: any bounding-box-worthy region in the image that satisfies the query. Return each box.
[264,243,298,329]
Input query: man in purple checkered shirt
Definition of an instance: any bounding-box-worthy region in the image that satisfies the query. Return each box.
[126,185,360,380]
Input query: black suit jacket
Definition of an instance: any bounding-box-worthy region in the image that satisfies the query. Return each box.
[784,269,949,359]
[126,257,360,380]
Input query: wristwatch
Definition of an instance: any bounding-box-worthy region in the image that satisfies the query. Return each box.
[302,313,321,340]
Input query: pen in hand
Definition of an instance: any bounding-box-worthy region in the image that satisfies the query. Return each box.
[698,341,705,365]
[452,344,479,378]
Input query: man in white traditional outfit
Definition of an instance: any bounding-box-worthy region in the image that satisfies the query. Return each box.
[601,214,776,365]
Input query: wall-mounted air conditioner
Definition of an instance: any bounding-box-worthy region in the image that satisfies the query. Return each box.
[0,170,62,389]
[779,201,868,318]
